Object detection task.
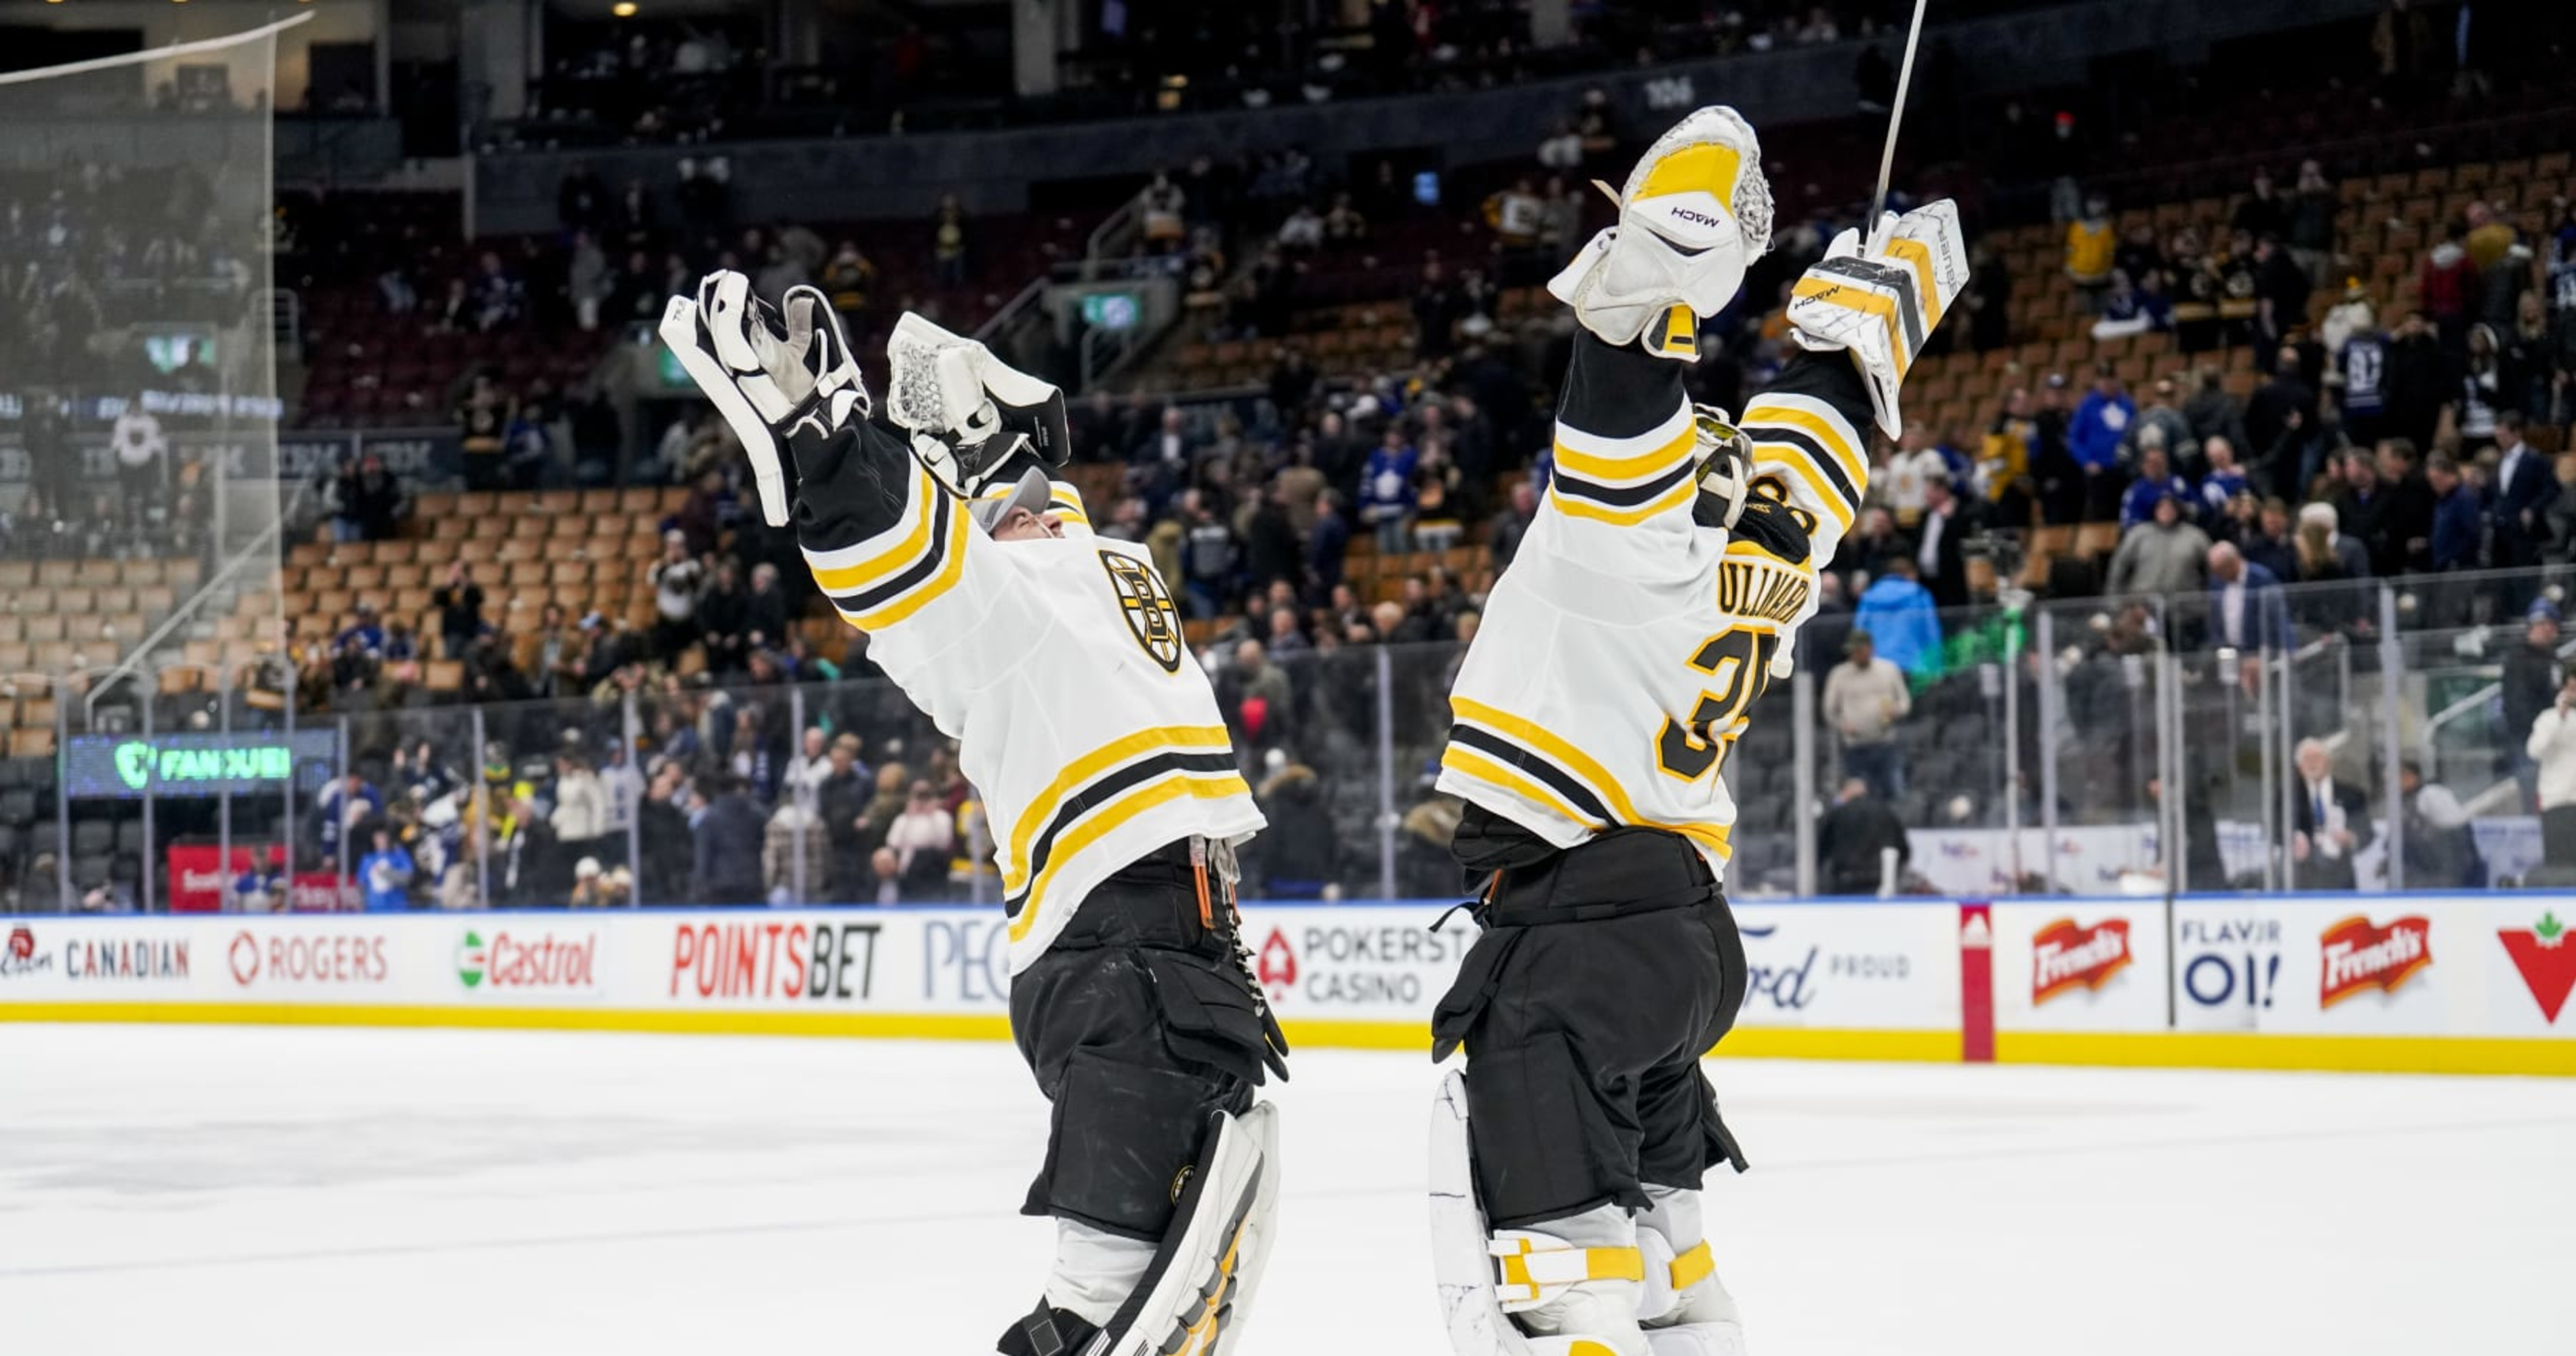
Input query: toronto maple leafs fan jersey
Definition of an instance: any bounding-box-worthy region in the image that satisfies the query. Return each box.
[791,424,1262,971]
[1435,332,1876,882]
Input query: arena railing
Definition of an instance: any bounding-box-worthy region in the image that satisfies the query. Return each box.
[7,560,2569,914]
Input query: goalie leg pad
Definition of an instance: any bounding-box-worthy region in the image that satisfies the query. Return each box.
[1635,1186,1748,1355]
[1207,1098,1281,1355]
[1090,1103,1274,1356]
[1432,1074,1653,1356]
[1000,1105,1275,1356]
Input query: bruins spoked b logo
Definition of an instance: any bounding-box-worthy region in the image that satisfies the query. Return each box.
[1100,550,1184,673]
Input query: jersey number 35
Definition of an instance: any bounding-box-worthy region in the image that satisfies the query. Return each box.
[1655,629,1779,784]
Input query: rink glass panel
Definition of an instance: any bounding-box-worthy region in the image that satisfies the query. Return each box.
[2,33,287,914]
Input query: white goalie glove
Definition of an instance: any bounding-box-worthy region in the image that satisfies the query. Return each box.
[883,311,1071,498]
[1548,106,1775,360]
[1784,201,1969,439]
[658,272,870,526]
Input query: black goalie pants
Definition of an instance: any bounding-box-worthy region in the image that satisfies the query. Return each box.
[1432,827,1750,1231]
[1010,841,1269,1241]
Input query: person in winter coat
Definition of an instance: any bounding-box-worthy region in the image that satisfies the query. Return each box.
[2396,761,2482,888]
[813,738,874,898]
[2528,673,2576,871]
[1819,778,1912,895]
[2122,378,2195,473]
[2503,603,2564,809]
[882,780,958,896]
[2419,224,2478,353]
[2105,491,2212,599]
[548,755,609,849]
[1851,557,1944,680]
[1249,761,1340,899]
[2382,310,2449,451]
[689,774,768,904]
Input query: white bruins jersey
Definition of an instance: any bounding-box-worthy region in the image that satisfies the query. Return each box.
[1436,334,1874,881]
[794,428,1262,971]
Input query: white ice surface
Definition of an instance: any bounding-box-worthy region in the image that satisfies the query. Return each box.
[1,1025,2571,1356]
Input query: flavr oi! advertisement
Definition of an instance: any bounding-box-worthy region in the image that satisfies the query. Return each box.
[2172,896,2576,1041]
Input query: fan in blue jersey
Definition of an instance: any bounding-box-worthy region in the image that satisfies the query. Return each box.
[2338,323,2392,447]
[2119,443,2194,532]
[2197,435,2252,519]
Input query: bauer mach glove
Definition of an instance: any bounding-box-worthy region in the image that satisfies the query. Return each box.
[658,271,870,526]
[1784,199,1969,439]
[883,311,1071,498]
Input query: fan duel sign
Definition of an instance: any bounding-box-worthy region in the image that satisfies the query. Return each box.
[64,731,341,799]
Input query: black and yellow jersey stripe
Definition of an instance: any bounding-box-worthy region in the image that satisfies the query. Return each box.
[779,414,1260,969]
[1737,351,1874,555]
[1544,332,1699,530]
[801,464,972,631]
[1443,696,1733,862]
[1002,724,1251,942]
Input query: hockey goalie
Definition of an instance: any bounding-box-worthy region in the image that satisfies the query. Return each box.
[661,280,1287,1356]
[1426,106,1966,1356]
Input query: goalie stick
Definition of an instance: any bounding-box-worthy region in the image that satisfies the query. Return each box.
[1867,0,1933,246]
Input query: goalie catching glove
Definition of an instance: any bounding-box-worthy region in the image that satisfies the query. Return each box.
[1547,105,1774,362]
[885,311,1072,499]
[1783,201,1969,439]
[658,273,869,527]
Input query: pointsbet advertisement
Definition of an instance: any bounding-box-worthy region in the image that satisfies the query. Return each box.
[0,897,2569,1073]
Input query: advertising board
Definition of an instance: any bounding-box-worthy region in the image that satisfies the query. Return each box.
[0,896,2566,1075]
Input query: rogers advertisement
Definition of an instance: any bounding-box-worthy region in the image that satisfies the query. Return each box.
[223,925,392,993]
